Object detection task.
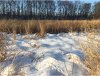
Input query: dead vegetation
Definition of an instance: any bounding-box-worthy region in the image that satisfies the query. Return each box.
[80,31,100,76]
[0,20,100,35]
[0,33,6,61]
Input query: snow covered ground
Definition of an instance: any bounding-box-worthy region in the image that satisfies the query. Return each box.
[0,33,99,76]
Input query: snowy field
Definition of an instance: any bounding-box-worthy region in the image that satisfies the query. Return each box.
[0,33,99,76]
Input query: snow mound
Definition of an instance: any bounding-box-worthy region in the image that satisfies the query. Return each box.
[36,57,68,76]
[66,53,81,64]
[0,33,93,76]
[1,64,15,76]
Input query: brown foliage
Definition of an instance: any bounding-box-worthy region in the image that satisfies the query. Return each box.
[0,20,100,35]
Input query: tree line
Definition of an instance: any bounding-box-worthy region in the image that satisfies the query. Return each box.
[0,0,100,20]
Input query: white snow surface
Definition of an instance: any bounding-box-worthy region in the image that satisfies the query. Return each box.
[0,33,97,76]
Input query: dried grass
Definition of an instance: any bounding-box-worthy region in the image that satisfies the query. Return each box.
[0,20,100,35]
[80,31,100,76]
[0,33,6,61]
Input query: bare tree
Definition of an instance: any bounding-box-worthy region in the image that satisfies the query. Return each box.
[94,2,100,19]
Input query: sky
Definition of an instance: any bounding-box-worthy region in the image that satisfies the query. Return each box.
[81,0,100,3]
[66,0,100,3]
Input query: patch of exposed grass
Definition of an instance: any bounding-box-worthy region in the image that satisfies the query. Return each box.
[0,33,6,61]
[80,32,100,76]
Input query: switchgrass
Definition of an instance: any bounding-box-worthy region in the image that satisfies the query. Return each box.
[0,33,6,61]
[0,20,100,35]
[80,31,100,76]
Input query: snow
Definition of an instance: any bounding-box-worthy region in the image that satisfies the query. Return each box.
[0,33,97,76]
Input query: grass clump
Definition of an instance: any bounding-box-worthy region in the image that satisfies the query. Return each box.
[80,32,100,76]
[0,33,6,61]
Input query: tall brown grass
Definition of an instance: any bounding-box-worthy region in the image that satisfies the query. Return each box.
[0,33,6,61]
[0,20,100,35]
[80,31,100,76]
